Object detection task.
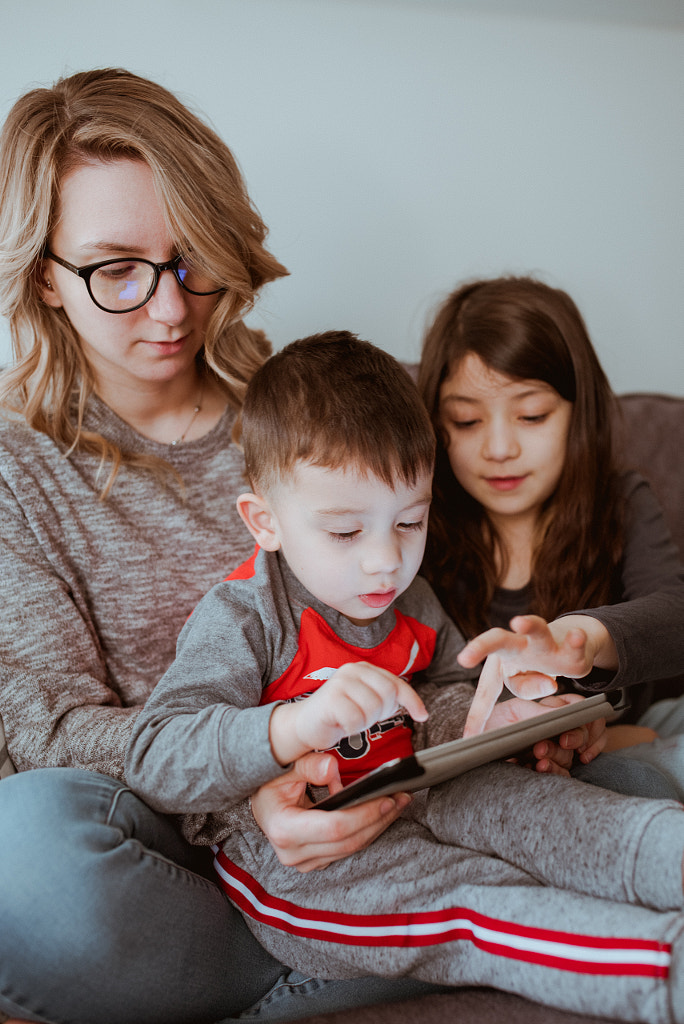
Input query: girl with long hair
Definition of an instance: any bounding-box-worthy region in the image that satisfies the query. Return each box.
[419,275,684,794]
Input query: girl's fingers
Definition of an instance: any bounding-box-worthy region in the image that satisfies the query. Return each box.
[457,627,527,667]
[504,671,558,700]
[532,738,574,774]
[509,614,552,637]
[252,751,413,872]
[462,654,504,736]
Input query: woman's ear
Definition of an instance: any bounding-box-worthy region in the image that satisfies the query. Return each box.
[236,492,281,551]
[37,261,63,309]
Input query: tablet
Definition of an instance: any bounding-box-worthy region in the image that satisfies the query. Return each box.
[315,691,626,811]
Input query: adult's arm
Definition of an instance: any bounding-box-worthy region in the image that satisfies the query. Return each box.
[125,581,291,813]
[0,475,137,777]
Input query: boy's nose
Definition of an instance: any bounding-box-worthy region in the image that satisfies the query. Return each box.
[362,536,402,575]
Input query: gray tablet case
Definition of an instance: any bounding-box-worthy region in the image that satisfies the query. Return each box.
[316,692,625,810]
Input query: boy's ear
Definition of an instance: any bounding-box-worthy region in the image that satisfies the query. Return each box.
[236,492,281,551]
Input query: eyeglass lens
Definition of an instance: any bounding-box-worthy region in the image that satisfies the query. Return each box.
[90,259,220,312]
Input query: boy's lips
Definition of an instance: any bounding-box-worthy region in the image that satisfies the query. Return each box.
[485,475,528,492]
[359,589,397,608]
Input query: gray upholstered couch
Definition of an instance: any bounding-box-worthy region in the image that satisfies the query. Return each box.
[0,392,681,1024]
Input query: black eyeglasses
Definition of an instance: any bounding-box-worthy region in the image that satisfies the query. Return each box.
[44,251,225,313]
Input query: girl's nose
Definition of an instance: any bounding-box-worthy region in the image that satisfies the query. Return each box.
[482,421,520,461]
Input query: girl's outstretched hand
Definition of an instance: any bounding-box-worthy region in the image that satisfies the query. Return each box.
[250,751,411,873]
[458,614,616,739]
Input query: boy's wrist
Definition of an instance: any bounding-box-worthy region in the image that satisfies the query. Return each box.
[269,702,309,766]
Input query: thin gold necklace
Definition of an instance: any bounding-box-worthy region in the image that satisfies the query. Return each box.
[171,378,205,446]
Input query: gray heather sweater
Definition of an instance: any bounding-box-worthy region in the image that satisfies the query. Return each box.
[2,394,682,783]
[125,548,480,846]
[0,396,255,777]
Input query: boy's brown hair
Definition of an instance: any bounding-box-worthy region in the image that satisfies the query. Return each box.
[241,331,435,494]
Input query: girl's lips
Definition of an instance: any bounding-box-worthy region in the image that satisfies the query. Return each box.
[485,475,528,492]
[359,589,397,608]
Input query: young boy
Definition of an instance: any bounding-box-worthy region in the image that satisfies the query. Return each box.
[127,333,684,1023]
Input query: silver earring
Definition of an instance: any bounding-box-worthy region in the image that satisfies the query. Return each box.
[46,280,52,290]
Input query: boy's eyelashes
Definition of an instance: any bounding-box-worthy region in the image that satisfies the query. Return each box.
[329,530,361,543]
[399,519,428,533]
[327,519,427,543]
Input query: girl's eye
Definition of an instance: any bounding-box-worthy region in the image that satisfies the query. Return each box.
[520,413,549,424]
[450,419,479,430]
[329,530,360,543]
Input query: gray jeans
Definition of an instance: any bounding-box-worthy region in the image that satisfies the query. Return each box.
[0,768,441,1024]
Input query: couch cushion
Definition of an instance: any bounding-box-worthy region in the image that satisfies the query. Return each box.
[300,985,624,1024]
[615,392,684,559]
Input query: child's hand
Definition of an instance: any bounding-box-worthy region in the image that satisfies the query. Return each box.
[459,614,611,737]
[269,662,428,766]
[481,693,608,778]
[481,692,607,774]
[533,704,608,773]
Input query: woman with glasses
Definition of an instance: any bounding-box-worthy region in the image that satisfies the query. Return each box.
[0,68,439,1024]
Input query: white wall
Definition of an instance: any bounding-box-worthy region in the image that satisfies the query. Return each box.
[1,0,682,394]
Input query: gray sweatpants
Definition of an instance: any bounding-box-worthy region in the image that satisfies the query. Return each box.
[215,763,684,1023]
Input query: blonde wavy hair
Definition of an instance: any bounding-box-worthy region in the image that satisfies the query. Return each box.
[0,67,288,490]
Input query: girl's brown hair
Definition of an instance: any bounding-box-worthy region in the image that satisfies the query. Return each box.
[0,68,288,491]
[418,276,624,638]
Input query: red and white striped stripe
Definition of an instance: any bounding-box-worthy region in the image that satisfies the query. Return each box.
[214,852,671,978]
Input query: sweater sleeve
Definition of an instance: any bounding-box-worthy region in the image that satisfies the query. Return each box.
[0,473,137,778]
[125,578,290,815]
[565,474,684,693]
